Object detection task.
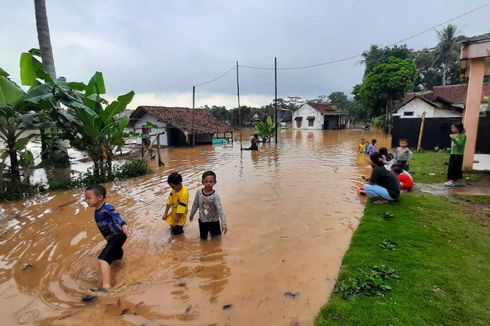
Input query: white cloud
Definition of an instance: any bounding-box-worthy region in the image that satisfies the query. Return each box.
[125,92,274,110]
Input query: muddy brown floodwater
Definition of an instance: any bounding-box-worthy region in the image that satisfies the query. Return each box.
[0,130,390,326]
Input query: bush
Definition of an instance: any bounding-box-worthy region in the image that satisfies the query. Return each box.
[114,159,152,179]
[0,180,45,202]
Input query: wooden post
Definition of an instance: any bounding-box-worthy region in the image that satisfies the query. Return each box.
[156,133,164,167]
[141,135,145,159]
[417,112,426,152]
[192,86,196,146]
[274,57,278,145]
[236,61,242,149]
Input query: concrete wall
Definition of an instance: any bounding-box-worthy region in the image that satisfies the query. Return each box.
[292,104,324,129]
[133,113,168,146]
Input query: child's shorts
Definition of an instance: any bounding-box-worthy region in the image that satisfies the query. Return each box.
[171,225,184,236]
[198,220,222,240]
[98,234,127,265]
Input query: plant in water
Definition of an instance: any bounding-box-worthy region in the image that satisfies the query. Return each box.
[379,239,397,250]
[60,72,135,179]
[255,115,277,143]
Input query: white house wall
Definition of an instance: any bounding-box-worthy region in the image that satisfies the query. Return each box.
[292,104,324,129]
[395,98,461,118]
[133,112,168,146]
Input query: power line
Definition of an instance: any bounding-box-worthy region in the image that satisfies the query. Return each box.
[194,65,236,87]
[239,1,490,71]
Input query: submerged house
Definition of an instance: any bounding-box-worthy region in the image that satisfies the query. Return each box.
[129,106,233,146]
[292,102,349,130]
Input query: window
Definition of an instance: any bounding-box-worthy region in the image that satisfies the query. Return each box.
[308,119,314,126]
[403,111,415,116]
[296,120,302,128]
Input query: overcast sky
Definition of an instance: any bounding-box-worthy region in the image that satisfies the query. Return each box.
[1,0,489,109]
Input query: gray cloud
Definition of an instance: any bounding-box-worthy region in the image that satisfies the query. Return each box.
[1,0,489,108]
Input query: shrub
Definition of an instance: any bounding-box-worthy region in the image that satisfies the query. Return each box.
[114,159,152,179]
[0,180,45,202]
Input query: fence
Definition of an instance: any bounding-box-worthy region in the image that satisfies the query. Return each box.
[391,115,490,153]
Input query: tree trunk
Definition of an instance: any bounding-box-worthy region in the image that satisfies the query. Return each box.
[442,63,447,86]
[8,149,20,182]
[34,0,56,79]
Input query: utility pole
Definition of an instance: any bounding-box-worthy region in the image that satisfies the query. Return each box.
[236,61,242,149]
[274,57,278,145]
[192,86,195,146]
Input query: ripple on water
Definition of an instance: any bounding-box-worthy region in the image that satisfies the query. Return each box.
[0,129,388,325]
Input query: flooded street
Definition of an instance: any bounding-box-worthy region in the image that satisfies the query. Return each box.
[0,130,389,325]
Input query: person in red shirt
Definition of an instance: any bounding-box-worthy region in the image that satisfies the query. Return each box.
[392,167,414,191]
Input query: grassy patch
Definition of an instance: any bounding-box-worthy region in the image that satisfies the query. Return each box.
[317,193,490,325]
[410,151,489,184]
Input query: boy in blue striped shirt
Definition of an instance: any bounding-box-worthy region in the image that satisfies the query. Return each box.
[85,185,128,294]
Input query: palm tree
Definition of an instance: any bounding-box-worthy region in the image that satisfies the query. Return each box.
[34,0,56,79]
[433,24,463,86]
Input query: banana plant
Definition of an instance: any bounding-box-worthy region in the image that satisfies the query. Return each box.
[59,71,134,178]
[0,69,37,182]
[255,116,277,144]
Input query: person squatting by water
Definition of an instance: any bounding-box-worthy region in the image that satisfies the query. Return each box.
[363,152,400,202]
[85,185,128,294]
[445,122,466,187]
[392,166,414,191]
[242,134,259,151]
[163,172,189,235]
[189,171,228,240]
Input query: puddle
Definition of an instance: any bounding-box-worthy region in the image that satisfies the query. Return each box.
[0,129,389,325]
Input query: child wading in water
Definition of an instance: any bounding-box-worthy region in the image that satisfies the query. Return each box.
[445,122,466,187]
[163,172,189,235]
[85,185,128,294]
[190,171,228,239]
[366,139,377,154]
[358,138,367,153]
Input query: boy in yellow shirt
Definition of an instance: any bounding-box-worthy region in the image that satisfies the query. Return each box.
[162,172,189,235]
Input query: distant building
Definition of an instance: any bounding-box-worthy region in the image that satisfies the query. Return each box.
[129,106,233,146]
[292,102,350,130]
[394,84,489,118]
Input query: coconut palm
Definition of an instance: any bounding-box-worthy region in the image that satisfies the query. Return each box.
[433,24,464,86]
[34,0,56,79]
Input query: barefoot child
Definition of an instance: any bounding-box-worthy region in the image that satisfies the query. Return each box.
[85,185,128,293]
[163,172,189,235]
[366,139,377,155]
[190,171,228,240]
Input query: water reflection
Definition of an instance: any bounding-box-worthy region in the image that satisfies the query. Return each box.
[0,129,389,325]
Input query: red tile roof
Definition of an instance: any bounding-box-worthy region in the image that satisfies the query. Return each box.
[307,102,342,114]
[405,84,489,105]
[130,106,233,134]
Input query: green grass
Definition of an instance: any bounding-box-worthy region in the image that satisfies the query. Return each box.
[410,151,489,184]
[317,193,490,325]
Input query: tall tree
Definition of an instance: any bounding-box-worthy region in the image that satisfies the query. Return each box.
[361,45,413,77]
[356,57,417,129]
[433,24,463,86]
[34,0,56,79]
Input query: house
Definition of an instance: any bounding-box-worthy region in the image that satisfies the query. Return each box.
[129,106,233,146]
[292,102,349,130]
[394,84,490,118]
[391,84,490,152]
